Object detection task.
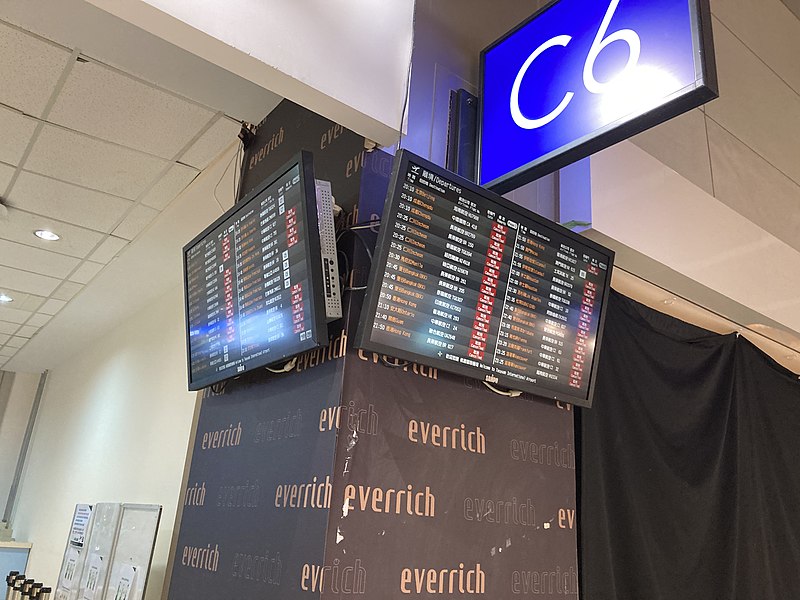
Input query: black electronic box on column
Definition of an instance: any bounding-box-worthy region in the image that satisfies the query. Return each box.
[355,150,614,407]
[183,151,334,391]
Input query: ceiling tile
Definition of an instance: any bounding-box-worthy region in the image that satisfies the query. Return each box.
[0,347,17,358]
[0,322,19,335]
[89,236,128,263]
[51,280,83,301]
[780,0,800,20]
[708,119,800,253]
[0,22,71,117]
[5,336,26,348]
[180,116,240,169]
[26,313,51,327]
[8,171,133,232]
[140,163,199,210]
[0,334,9,345]
[69,261,103,284]
[15,325,38,338]
[49,60,215,159]
[25,125,169,199]
[0,264,60,296]
[705,21,800,186]
[0,106,37,166]
[0,238,81,278]
[713,0,800,95]
[18,294,44,312]
[631,109,713,196]
[0,305,30,324]
[39,298,67,315]
[112,204,159,240]
[0,288,44,312]
[0,206,105,258]
[0,161,15,191]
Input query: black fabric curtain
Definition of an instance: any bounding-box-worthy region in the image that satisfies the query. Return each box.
[579,291,800,600]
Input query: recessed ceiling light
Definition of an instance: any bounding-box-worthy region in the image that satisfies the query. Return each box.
[34,229,60,241]
[0,293,12,303]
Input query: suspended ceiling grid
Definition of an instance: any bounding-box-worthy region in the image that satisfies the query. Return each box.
[2,0,798,372]
[0,19,241,368]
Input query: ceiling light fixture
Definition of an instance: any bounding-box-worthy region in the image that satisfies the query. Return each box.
[34,229,60,241]
[0,293,12,303]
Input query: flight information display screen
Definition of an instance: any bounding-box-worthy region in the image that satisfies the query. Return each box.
[183,152,326,390]
[356,151,614,407]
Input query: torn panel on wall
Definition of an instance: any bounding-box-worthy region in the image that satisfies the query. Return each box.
[320,296,579,598]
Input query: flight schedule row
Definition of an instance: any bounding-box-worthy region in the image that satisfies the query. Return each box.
[367,162,609,398]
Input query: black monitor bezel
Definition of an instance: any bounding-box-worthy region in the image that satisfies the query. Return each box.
[182,150,327,391]
[354,150,615,407]
[477,0,718,194]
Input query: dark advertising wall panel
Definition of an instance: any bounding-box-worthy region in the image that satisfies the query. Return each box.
[168,292,577,600]
[320,306,578,598]
[241,98,393,228]
[167,326,347,600]
[241,100,370,211]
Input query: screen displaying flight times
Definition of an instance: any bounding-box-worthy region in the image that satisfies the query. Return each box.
[183,153,326,391]
[356,151,614,407]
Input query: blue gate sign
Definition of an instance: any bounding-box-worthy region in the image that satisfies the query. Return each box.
[479,0,717,193]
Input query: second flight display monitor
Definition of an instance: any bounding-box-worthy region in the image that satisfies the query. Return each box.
[356,151,614,407]
[183,151,327,391]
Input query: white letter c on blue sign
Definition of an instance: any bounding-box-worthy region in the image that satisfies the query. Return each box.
[510,34,574,130]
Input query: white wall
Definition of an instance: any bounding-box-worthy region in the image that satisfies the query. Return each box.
[4,139,236,599]
[86,0,415,145]
[0,370,40,514]
[11,283,195,599]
